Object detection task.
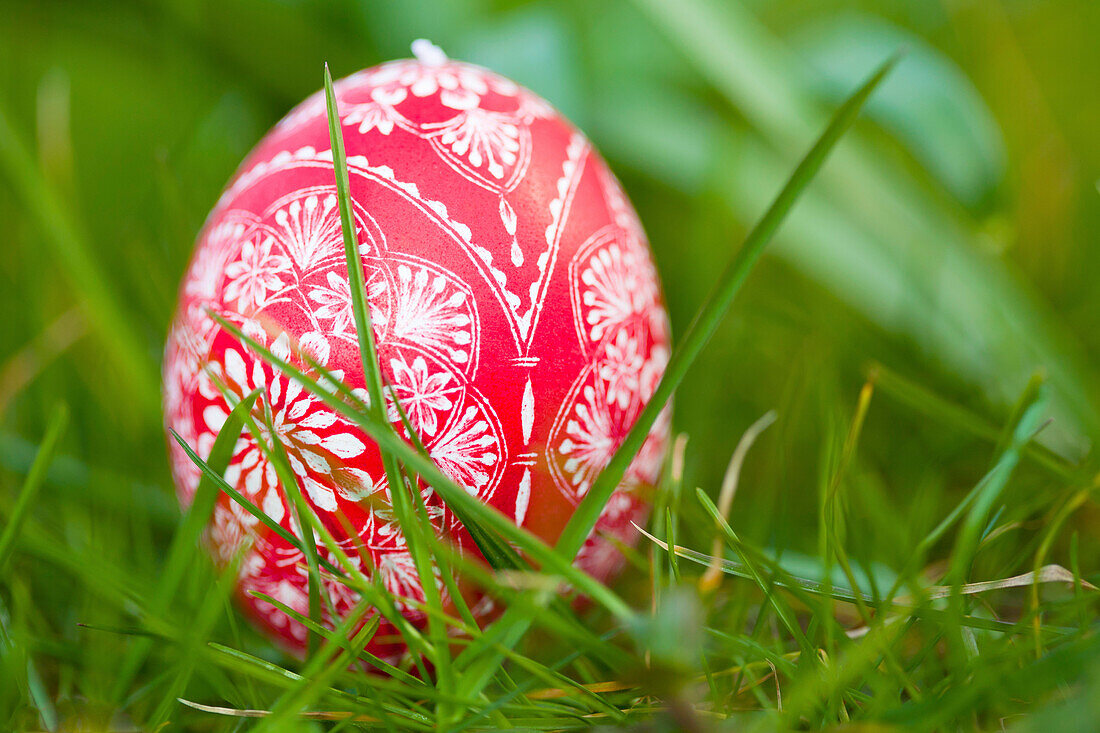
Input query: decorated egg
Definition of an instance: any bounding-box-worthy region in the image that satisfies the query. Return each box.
[163,41,671,656]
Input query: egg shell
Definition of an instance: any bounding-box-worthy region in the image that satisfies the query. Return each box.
[163,52,671,657]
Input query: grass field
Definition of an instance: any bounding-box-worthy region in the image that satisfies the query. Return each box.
[2,0,1100,730]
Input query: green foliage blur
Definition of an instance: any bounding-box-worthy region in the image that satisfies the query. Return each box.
[5,0,1099,549]
[1,0,1099,728]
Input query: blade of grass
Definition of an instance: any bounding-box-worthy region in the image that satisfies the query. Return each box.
[694,488,814,658]
[111,389,260,703]
[880,384,1049,610]
[249,598,380,732]
[554,51,902,564]
[168,429,343,578]
[869,362,1077,480]
[0,403,67,574]
[701,411,776,591]
[992,372,1046,461]
[639,528,1079,637]
[208,313,633,619]
[651,435,688,640]
[665,507,682,584]
[633,0,1100,450]
[178,700,377,722]
[823,381,876,622]
[1028,489,1091,657]
[945,386,1047,585]
[247,591,420,683]
[148,541,250,728]
[820,381,922,701]
[0,593,58,731]
[202,642,434,729]
[263,403,328,658]
[310,512,438,674]
[457,51,900,704]
[324,63,455,711]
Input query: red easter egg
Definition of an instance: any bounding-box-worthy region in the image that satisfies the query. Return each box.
[163,42,671,657]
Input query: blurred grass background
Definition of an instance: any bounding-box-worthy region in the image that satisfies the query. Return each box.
[1,0,1099,726]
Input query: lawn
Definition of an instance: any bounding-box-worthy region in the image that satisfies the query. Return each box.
[2,0,1099,730]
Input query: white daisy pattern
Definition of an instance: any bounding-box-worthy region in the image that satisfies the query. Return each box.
[307,271,355,337]
[598,329,644,411]
[550,227,668,506]
[385,354,457,437]
[199,329,367,517]
[430,400,504,497]
[556,382,616,498]
[577,240,659,343]
[342,87,409,135]
[223,234,291,313]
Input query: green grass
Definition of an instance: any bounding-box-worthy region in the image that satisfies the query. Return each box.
[2,0,1100,730]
